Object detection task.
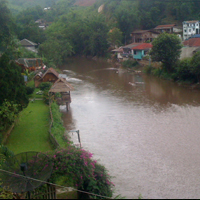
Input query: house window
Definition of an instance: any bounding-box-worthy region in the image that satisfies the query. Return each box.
[189,29,191,32]
[134,50,137,55]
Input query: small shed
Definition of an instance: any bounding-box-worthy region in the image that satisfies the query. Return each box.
[49,78,74,111]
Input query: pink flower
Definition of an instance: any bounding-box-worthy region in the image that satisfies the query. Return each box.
[111,182,115,186]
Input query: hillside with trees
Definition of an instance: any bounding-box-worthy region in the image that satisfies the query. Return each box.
[3,0,200,61]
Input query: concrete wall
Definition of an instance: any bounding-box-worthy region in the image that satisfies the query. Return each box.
[180,47,198,59]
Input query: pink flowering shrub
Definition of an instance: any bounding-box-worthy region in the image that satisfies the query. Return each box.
[47,147,114,199]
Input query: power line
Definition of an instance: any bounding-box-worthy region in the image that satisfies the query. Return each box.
[0,168,113,199]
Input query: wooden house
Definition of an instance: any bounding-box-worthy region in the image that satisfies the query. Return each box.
[33,67,59,87]
[42,67,59,83]
[154,24,177,33]
[131,30,160,43]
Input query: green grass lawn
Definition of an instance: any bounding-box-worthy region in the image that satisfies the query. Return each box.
[5,100,53,154]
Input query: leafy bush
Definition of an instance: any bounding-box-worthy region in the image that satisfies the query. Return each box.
[122,59,138,68]
[43,90,50,105]
[50,102,68,147]
[48,147,114,199]
[39,82,52,91]
[143,65,152,74]
[0,100,19,132]
[26,86,35,95]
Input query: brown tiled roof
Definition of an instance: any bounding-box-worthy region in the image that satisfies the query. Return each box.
[183,38,200,47]
[154,24,176,29]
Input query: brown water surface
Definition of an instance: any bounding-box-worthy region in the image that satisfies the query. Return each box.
[59,58,200,199]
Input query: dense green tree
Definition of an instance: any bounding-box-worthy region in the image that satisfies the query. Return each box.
[150,33,182,73]
[16,21,46,44]
[87,15,109,56]
[14,6,46,43]
[0,100,19,131]
[174,58,197,82]
[190,52,200,82]
[7,0,58,14]
[38,35,73,65]
[16,6,45,24]
[0,0,14,51]
[107,27,123,47]
[0,54,29,109]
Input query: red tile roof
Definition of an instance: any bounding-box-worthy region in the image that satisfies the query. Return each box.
[154,24,176,29]
[183,38,200,47]
[131,43,153,50]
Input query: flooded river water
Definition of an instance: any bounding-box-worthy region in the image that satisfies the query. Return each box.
[59,57,200,199]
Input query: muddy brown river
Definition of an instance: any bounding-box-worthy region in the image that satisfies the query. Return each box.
[59,57,200,199]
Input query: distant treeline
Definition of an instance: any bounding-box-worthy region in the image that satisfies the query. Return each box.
[2,0,200,65]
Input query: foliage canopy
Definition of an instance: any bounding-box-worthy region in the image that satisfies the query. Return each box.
[0,54,29,109]
[150,33,182,72]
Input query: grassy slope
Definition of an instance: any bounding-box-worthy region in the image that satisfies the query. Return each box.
[6,100,53,154]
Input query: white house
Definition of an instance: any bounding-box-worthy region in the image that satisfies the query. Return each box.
[182,20,200,40]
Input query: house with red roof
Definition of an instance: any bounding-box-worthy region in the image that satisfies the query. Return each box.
[112,43,153,60]
[180,36,200,59]
[183,37,200,47]
[131,43,153,60]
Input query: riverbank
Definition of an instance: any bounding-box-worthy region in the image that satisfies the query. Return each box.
[3,81,115,198]
[109,57,200,91]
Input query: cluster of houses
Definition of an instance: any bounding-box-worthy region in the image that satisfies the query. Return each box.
[113,20,200,61]
[19,20,200,67]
